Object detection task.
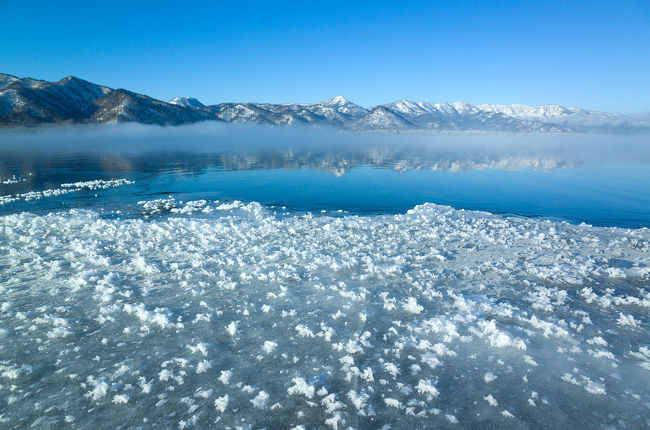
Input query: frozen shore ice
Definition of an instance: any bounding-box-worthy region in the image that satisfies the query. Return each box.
[0,200,648,428]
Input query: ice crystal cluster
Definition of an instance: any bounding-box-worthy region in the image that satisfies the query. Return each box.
[0,179,133,205]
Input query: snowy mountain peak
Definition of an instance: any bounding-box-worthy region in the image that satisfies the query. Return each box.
[0,73,49,90]
[388,99,428,115]
[318,96,367,117]
[169,97,205,109]
[59,75,81,83]
[0,73,21,90]
[323,95,349,106]
[353,106,413,129]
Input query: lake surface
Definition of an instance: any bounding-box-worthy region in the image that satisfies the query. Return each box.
[0,125,648,429]
[1,125,649,227]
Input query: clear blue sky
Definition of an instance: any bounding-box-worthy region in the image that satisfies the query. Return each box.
[2,0,649,113]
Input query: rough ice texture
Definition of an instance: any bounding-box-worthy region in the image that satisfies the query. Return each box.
[0,201,648,429]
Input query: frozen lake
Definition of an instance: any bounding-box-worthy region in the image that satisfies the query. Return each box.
[0,125,649,428]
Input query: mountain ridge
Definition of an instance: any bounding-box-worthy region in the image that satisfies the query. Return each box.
[1,73,647,133]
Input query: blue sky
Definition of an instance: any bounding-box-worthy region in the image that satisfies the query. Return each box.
[2,0,649,112]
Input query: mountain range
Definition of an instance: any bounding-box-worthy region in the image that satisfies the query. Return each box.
[1,73,648,133]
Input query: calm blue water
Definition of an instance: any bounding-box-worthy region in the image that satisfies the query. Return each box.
[0,126,649,227]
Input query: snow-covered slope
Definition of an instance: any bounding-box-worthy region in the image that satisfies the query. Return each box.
[0,75,213,126]
[320,95,368,117]
[352,106,414,129]
[0,73,49,91]
[92,90,214,125]
[169,97,205,109]
[0,73,21,90]
[383,101,562,132]
[0,73,647,132]
[0,75,112,125]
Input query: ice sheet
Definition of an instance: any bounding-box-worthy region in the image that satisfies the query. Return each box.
[0,200,648,428]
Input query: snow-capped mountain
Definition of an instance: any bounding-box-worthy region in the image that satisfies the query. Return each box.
[0,73,647,133]
[320,95,368,117]
[381,100,629,132]
[169,97,205,109]
[352,106,414,130]
[0,74,213,126]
